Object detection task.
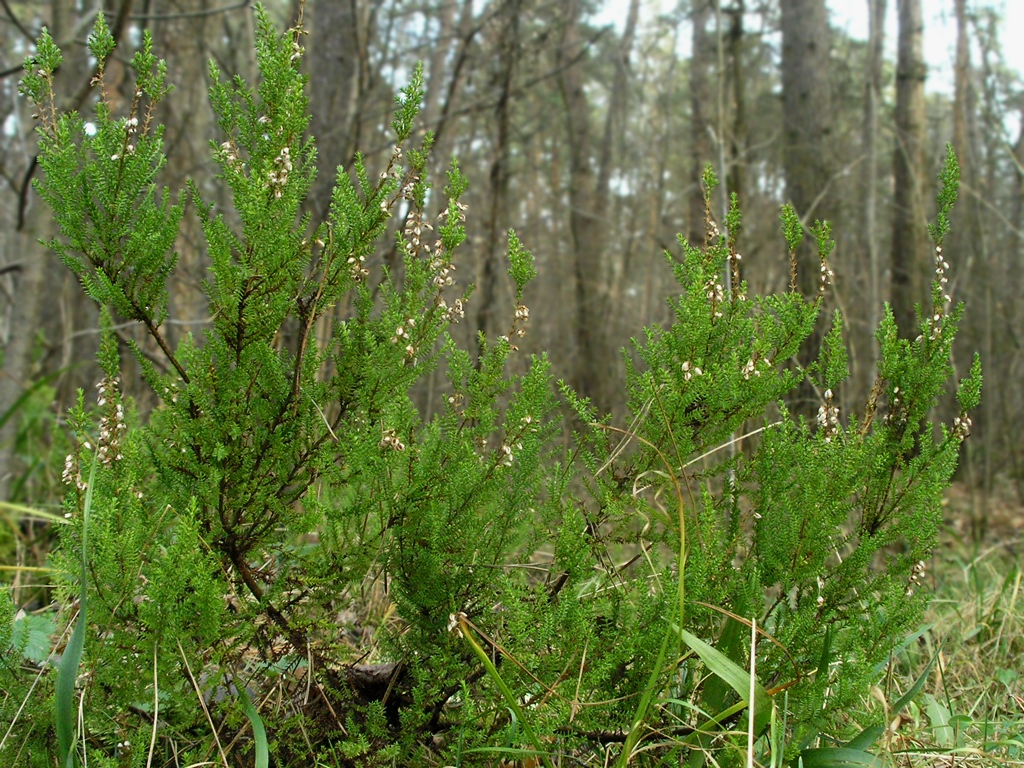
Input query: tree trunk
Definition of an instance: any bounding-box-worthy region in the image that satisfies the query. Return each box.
[557,0,638,414]
[780,0,833,414]
[477,0,521,347]
[307,0,364,223]
[602,0,641,317]
[780,0,832,283]
[863,0,887,343]
[890,0,929,339]
[725,0,746,205]
[689,0,714,244]
[1012,108,1024,310]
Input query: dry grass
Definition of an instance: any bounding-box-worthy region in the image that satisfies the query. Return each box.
[861,480,1024,767]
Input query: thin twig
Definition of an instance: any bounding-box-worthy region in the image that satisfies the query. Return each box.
[146,642,159,768]
[682,422,782,470]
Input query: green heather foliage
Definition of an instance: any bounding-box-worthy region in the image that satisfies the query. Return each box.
[2,8,981,767]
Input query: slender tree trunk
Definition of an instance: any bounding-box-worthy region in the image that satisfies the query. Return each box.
[950,0,993,534]
[952,0,971,180]
[307,0,364,223]
[890,0,928,339]
[689,0,714,244]
[780,0,832,414]
[426,0,476,170]
[422,0,458,135]
[602,0,641,314]
[1010,107,1024,502]
[1012,109,1024,309]
[864,0,887,344]
[780,0,832,284]
[149,0,231,334]
[478,0,521,346]
[725,0,746,205]
[557,0,639,414]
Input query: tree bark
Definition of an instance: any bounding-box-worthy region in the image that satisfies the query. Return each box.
[780,0,832,287]
[689,0,714,245]
[890,0,929,339]
[601,0,641,318]
[780,0,833,414]
[724,0,746,205]
[149,0,239,334]
[307,0,364,224]
[863,0,887,343]
[478,0,522,347]
[556,0,639,414]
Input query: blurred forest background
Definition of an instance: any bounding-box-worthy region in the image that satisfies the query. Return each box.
[0,0,1021,535]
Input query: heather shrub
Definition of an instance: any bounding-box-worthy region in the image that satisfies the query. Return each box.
[1,7,980,767]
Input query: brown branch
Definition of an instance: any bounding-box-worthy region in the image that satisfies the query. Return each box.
[139,312,190,384]
[15,156,36,232]
[0,62,24,78]
[116,0,250,21]
[1,0,35,43]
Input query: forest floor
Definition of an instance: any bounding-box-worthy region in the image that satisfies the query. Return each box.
[869,479,1024,766]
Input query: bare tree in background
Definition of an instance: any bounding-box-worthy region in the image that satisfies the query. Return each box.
[0,0,95,499]
[307,0,366,223]
[557,0,639,414]
[477,0,522,347]
[2,0,1024,513]
[780,0,833,412]
[150,0,253,333]
[863,0,887,344]
[890,0,928,339]
[723,0,746,206]
[689,0,714,244]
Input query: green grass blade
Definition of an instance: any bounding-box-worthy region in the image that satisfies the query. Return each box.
[614,628,671,767]
[827,651,937,765]
[0,500,71,528]
[55,456,96,768]
[869,625,934,677]
[458,615,555,768]
[238,685,269,768]
[843,724,884,752]
[796,747,883,767]
[890,654,936,713]
[678,627,772,734]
